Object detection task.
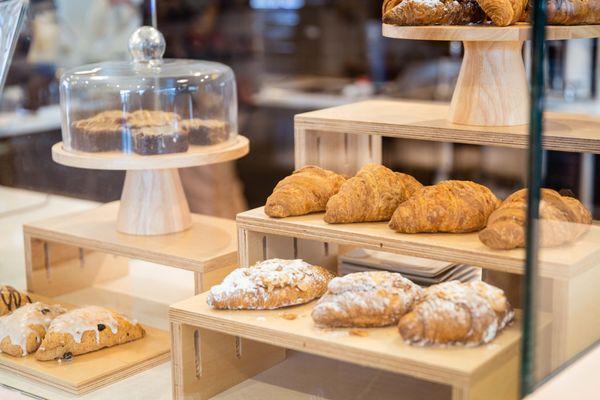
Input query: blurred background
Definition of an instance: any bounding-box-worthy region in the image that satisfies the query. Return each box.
[0,0,598,219]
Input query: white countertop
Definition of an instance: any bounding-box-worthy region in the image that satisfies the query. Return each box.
[0,105,61,138]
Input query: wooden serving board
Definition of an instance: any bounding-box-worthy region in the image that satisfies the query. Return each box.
[237,207,600,279]
[170,292,524,387]
[0,296,170,395]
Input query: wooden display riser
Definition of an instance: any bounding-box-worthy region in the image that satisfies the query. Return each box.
[294,100,600,174]
[169,293,545,400]
[237,208,600,370]
[23,201,238,298]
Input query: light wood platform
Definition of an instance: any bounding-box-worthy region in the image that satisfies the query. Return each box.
[170,292,534,400]
[52,136,249,170]
[24,201,238,297]
[294,100,600,154]
[382,23,600,42]
[237,207,599,279]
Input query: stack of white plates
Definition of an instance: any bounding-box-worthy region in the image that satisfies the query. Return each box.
[338,249,481,286]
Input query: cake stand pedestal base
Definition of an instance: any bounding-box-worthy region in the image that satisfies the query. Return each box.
[449,41,529,127]
[117,169,192,235]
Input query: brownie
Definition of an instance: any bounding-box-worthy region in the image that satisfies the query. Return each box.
[182,119,229,145]
[128,110,189,155]
[70,110,129,152]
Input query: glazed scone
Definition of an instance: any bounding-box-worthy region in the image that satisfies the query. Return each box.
[0,302,66,357]
[35,306,145,361]
[0,285,32,316]
[398,281,514,346]
[311,271,422,327]
[207,259,335,310]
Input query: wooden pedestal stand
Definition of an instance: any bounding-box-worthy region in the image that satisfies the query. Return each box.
[52,136,249,235]
[382,23,600,126]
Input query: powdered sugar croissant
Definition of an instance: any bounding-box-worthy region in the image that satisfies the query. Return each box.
[325,164,422,224]
[398,281,513,346]
[389,180,500,233]
[265,166,346,218]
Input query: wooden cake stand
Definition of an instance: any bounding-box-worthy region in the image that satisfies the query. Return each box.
[52,136,249,235]
[382,23,600,126]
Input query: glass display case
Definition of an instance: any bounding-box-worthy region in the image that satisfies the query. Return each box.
[60,26,238,155]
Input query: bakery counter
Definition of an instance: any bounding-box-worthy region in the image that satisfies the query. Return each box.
[169,292,544,400]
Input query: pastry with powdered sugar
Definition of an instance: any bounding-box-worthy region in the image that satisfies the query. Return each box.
[311,271,422,328]
[398,280,513,346]
[207,259,335,310]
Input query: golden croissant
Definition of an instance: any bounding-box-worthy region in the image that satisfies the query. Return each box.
[383,0,485,26]
[324,164,422,224]
[398,281,514,346]
[389,180,500,233]
[479,188,592,250]
[476,0,527,26]
[265,166,346,218]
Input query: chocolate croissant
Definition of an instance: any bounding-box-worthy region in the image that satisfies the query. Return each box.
[0,286,32,316]
[389,180,500,233]
[324,164,422,224]
[479,188,592,250]
[398,281,514,346]
[383,0,485,26]
[476,0,528,26]
[265,166,346,218]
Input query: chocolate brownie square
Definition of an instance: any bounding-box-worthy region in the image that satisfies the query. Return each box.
[182,119,229,145]
[70,110,129,152]
[128,110,189,155]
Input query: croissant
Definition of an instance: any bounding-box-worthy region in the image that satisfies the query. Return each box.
[389,180,500,233]
[265,166,346,218]
[0,285,32,316]
[324,164,422,224]
[479,188,592,250]
[521,0,600,25]
[382,0,485,26]
[475,0,528,26]
[398,281,514,346]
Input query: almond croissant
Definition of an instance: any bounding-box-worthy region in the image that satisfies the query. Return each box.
[398,281,514,346]
[389,180,500,233]
[324,164,422,224]
[265,166,346,218]
[479,188,592,250]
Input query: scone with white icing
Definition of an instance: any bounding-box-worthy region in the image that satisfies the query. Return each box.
[207,259,335,310]
[311,271,422,328]
[35,306,145,361]
[0,302,66,357]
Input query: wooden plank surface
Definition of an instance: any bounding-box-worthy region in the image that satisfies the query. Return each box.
[170,292,522,387]
[0,296,170,395]
[382,23,600,42]
[237,207,600,279]
[52,136,249,171]
[294,100,600,154]
[24,202,238,273]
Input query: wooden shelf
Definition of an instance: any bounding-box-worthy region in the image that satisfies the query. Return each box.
[237,207,600,279]
[382,23,600,42]
[170,292,529,399]
[24,201,237,274]
[295,100,600,154]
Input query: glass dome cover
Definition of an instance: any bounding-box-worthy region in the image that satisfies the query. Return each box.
[60,26,237,155]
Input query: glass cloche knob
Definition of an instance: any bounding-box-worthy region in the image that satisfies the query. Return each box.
[128,26,166,63]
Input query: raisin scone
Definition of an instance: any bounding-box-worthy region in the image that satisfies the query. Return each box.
[0,302,66,357]
[0,285,32,316]
[207,259,335,310]
[311,271,422,328]
[35,306,145,361]
[398,281,514,346]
